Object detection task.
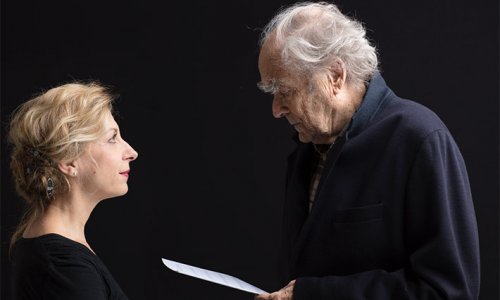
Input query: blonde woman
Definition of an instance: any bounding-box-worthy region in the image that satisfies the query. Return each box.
[7,81,138,299]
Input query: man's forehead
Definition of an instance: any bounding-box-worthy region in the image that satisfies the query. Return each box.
[259,52,277,73]
[258,38,302,89]
[259,34,283,65]
[259,51,288,82]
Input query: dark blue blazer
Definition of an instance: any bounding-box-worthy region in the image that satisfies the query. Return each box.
[283,74,480,299]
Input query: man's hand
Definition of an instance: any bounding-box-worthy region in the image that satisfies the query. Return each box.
[255,280,295,300]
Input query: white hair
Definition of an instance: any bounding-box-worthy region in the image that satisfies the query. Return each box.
[260,1,379,87]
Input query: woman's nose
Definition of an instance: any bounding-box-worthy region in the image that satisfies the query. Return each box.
[123,141,138,161]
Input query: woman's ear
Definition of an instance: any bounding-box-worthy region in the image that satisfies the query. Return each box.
[58,160,78,178]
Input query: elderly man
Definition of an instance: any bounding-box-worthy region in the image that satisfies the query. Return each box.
[256,2,480,300]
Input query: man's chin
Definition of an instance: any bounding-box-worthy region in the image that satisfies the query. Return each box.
[298,132,334,144]
[297,133,313,144]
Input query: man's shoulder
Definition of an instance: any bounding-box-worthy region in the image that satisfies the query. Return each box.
[375,96,449,136]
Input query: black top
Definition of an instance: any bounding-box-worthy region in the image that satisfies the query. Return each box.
[11,233,128,300]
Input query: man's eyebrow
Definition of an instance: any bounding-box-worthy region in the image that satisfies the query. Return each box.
[257,79,279,94]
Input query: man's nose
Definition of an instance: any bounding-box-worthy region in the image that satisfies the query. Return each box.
[272,97,289,118]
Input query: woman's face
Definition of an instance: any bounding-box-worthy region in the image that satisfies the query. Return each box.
[75,111,138,201]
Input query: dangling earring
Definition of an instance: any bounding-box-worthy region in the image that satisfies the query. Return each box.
[47,177,54,198]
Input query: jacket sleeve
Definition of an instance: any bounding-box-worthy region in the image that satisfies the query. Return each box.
[293,129,480,300]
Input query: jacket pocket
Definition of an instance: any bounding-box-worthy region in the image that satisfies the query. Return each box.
[333,202,384,223]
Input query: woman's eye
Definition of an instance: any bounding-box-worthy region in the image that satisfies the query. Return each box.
[109,134,118,143]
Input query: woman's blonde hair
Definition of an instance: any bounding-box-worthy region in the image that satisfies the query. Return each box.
[7,81,116,252]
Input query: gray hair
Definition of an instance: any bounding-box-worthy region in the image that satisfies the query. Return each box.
[259,1,378,87]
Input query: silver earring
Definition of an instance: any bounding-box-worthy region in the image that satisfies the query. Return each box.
[72,171,77,177]
[47,177,54,198]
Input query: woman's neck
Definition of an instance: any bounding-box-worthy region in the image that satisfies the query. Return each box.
[23,195,98,253]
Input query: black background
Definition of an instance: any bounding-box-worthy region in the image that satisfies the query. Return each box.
[1,0,498,299]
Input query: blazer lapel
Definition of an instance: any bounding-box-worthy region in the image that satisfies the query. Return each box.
[289,135,348,271]
[282,142,314,275]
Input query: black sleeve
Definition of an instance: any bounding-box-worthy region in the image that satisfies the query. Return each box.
[293,130,480,299]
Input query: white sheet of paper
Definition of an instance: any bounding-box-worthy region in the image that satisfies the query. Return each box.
[161,258,268,295]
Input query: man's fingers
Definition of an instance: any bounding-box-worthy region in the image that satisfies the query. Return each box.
[255,293,271,300]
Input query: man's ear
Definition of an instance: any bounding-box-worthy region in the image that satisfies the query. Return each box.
[58,160,77,177]
[328,58,346,93]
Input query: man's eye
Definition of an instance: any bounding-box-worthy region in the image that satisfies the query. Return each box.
[279,89,291,97]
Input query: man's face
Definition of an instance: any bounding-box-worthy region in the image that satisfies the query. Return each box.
[258,41,353,144]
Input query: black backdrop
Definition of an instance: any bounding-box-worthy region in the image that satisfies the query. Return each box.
[1,0,498,299]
